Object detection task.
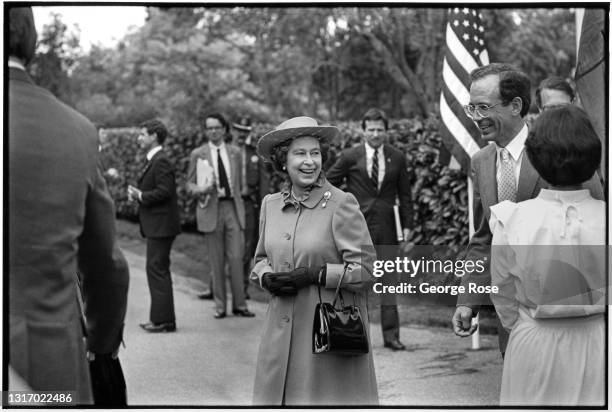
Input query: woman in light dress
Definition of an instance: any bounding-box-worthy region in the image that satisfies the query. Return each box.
[489,106,605,406]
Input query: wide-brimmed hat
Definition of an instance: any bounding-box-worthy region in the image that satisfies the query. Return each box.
[257,116,339,162]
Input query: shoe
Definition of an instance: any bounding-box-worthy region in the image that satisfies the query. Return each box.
[384,339,406,351]
[140,321,176,333]
[198,291,213,299]
[214,311,226,319]
[232,308,255,317]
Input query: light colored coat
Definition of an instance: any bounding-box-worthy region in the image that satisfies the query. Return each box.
[186,143,245,232]
[251,179,378,405]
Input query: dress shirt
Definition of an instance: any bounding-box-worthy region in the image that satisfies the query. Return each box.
[495,124,528,186]
[364,142,385,188]
[146,145,163,161]
[8,59,26,70]
[209,141,232,197]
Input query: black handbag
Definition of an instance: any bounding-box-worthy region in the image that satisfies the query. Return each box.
[312,265,369,355]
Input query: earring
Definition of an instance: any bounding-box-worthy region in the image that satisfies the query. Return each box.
[282,166,286,171]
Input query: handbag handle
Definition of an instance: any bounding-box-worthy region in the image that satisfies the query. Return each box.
[317,263,349,308]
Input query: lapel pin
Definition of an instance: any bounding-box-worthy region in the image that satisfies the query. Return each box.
[321,191,331,208]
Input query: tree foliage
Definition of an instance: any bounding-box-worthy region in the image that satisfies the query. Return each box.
[30,6,580,130]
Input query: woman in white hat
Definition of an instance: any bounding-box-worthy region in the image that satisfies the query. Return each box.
[250,117,378,405]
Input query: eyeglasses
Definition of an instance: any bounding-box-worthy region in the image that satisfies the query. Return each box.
[206,126,224,131]
[463,103,503,119]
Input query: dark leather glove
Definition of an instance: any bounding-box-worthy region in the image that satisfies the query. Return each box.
[262,272,297,296]
[293,266,327,289]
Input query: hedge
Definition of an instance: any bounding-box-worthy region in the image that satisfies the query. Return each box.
[100,115,470,251]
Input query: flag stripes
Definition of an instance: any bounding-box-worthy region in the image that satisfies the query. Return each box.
[439,7,490,172]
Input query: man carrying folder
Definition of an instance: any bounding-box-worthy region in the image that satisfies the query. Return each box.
[327,108,413,351]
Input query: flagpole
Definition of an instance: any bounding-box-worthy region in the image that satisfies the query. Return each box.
[467,176,480,350]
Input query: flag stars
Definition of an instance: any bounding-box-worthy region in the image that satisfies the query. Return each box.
[479,39,484,45]
[463,33,470,41]
[454,20,459,27]
[473,48,479,55]
[473,22,478,29]
[454,7,460,13]
[463,8,470,14]
[479,26,484,32]
[473,35,479,42]
[463,20,470,27]
[472,10,476,16]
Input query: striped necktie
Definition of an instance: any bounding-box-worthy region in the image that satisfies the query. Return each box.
[371,149,379,189]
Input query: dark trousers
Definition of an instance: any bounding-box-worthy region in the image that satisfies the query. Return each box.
[369,219,401,344]
[242,198,258,293]
[146,236,176,324]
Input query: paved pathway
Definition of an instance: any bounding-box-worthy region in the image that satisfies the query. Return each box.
[119,248,502,406]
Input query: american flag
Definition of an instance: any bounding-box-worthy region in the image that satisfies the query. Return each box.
[439,8,489,171]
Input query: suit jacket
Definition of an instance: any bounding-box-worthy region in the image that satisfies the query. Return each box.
[8,68,129,403]
[186,143,245,232]
[327,143,413,242]
[458,143,605,308]
[137,150,181,238]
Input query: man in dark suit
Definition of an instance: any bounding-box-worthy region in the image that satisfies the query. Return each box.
[8,7,129,403]
[128,119,181,332]
[327,108,413,351]
[452,63,604,353]
[186,113,255,319]
[232,117,270,299]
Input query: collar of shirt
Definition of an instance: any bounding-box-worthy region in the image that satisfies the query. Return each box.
[209,141,226,152]
[497,123,528,162]
[281,174,326,210]
[8,59,25,71]
[364,142,382,158]
[538,188,590,203]
[495,123,528,184]
[146,145,163,161]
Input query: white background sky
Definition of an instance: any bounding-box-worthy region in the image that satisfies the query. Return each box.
[32,6,148,51]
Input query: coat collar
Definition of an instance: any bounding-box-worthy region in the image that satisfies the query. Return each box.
[280,175,332,210]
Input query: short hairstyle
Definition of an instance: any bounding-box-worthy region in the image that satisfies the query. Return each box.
[361,108,388,131]
[8,7,37,65]
[269,137,330,175]
[535,76,575,109]
[470,63,531,117]
[525,106,601,186]
[140,118,168,144]
[204,113,229,133]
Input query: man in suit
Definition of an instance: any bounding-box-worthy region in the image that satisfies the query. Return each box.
[452,63,604,353]
[127,119,181,332]
[8,7,129,403]
[186,113,255,319]
[232,117,270,299]
[327,108,413,351]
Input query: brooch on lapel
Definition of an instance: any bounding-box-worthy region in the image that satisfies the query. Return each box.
[321,191,331,208]
[251,155,259,163]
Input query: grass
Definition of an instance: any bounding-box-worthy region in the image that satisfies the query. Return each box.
[115,218,498,334]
